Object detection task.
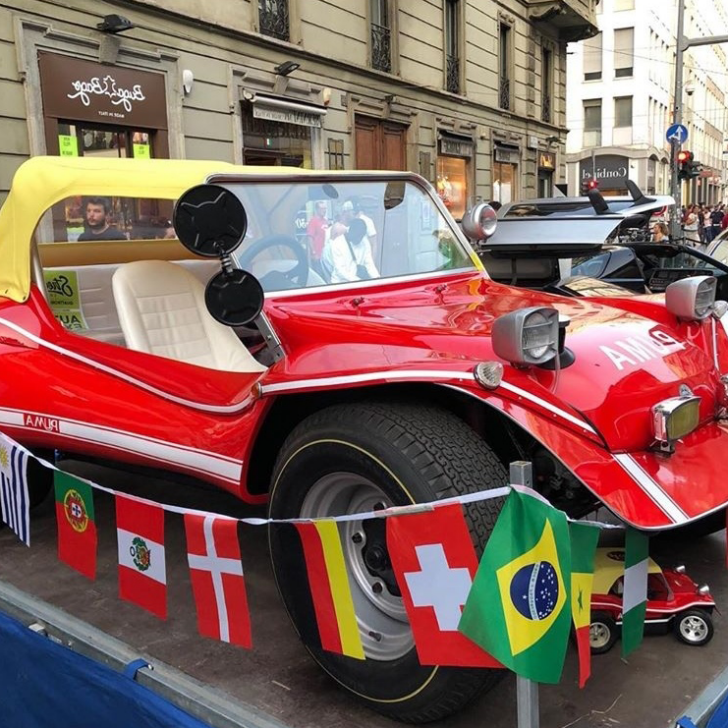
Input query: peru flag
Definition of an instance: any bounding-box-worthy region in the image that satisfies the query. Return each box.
[184,514,252,648]
[386,503,501,667]
[116,494,167,619]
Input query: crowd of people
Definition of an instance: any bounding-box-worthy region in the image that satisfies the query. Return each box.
[679,202,727,247]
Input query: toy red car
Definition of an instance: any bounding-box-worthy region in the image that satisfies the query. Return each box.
[590,548,715,654]
[3,156,728,721]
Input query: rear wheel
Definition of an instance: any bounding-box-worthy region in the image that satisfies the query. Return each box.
[590,612,618,654]
[268,402,507,723]
[674,610,713,646]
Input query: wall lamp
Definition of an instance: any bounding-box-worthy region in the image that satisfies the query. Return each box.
[97,14,135,34]
[274,60,301,77]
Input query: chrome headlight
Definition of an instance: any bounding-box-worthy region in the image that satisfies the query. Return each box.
[652,395,701,452]
[699,584,711,596]
[665,276,716,321]
[492,307,559,366]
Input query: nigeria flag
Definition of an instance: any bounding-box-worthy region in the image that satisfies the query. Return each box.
[458,488,572,683]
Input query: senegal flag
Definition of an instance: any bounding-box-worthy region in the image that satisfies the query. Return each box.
[458,488,571,683]
[54,471,97,580]
[569,522,600,688]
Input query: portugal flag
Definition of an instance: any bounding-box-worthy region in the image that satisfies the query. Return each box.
[569,522,600,687]
[459,488,572,684]
[54,471,97,580]
[116,494,167,619]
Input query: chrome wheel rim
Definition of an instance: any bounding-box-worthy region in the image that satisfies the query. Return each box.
[299,472,413,661]
[679,615,709,643]
[590,622,611,649]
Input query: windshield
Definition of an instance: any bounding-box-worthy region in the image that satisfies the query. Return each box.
[221,178,475,293]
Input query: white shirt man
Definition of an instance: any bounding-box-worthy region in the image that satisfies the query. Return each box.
[323,218,379,283]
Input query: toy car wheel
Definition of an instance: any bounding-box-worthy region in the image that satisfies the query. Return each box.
[268,402,507,723]
[590,612,618,654]
[674,610,714,646]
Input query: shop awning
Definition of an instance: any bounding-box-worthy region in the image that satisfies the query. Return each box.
[247,93,327,128]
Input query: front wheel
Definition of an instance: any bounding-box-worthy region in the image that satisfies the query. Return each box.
[590,612,618,654]
[674,609,714,646]
[268,402,507,723]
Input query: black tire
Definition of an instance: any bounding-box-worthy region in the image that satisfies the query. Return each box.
[674,609,714,646]
[590,612,618,654]
[268,402,507,723]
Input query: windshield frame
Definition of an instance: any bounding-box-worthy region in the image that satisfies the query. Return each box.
[206,170,484,298]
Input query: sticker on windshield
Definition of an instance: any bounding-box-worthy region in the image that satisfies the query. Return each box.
[43,270,88,332]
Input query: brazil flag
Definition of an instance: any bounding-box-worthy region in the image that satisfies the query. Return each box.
[458,488,571,683]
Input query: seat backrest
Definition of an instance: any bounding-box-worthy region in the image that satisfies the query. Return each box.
[112,260,266,373]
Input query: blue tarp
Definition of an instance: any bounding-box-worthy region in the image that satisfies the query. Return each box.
[0,610,211,728]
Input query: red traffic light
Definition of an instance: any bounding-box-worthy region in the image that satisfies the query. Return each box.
[677,150,693,163]
[587,179,599,189]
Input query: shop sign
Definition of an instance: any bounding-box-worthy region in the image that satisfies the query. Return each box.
[494,145,520,164]
[38,52,168,129]
[253,104,322,128]
[538,152,556,170]
[439,136,474,158]
[578,154,628,186]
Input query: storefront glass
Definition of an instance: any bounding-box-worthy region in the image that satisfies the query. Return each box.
[436,156,468,219]
[242,104,313,167]
[493,162,516,204]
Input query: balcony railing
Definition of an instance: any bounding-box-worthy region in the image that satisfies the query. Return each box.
[259,0,289,41]
[499,77,511,110]
[371,22,392,73]
[542,93,551,122]
[446,54,460,93]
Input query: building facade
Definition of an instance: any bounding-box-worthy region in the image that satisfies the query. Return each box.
[0,0,598,211]
[565,0,728,203]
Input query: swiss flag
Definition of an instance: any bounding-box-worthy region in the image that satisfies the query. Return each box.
[116,495,167,619]
[184,514,252,648]
[386,503,502,667]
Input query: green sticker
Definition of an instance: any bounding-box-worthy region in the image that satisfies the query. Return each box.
[133,143,151,159]
[58,135,78,157]
[43,270,88,331]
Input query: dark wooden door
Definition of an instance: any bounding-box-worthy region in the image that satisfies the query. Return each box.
[355,115,407,171]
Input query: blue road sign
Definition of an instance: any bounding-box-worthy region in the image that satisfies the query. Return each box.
[666,124,689,144]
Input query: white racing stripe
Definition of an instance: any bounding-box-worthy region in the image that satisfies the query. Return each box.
[614,453,688,525]
[0,406,243,484]
[261,369,597,435]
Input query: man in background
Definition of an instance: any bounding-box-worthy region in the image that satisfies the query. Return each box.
[306,201,330,276]
[323,217,379,283]
[78,197,127,241]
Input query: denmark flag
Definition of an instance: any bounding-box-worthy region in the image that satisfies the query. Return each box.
[386,503,501,667]
[116,494,167,619]
[184,514,252,648]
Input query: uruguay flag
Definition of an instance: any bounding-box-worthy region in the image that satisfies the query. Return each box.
[0,437,30,546]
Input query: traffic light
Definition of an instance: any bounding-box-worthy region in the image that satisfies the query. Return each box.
[677,150,701,180]
[581,177,599,195]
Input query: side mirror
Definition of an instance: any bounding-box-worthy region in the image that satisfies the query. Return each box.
[461,203,498,242]
[174,184,264,326]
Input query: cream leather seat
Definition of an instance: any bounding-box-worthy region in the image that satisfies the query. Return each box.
[112,260,266,373]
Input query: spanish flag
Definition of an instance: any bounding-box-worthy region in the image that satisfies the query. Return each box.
[280,520,364,659]
[569,522,600,688]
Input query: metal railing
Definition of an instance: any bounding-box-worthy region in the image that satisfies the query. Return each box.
[259,0,289,41]
[371,22,392,72]
[499,76,511,110]
[541,93,551,123]
[446,54,460,93]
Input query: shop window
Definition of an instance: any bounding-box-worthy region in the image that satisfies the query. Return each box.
[242,103,312,167]
[258,0,289,41]
[492,161,516,205]
[437,156,468,220]
[583,31,602,81]
[58,123,154,160]
[370,0,392,72]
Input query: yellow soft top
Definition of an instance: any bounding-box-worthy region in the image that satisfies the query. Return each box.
[0,155,320,302]
[592,547,662,595]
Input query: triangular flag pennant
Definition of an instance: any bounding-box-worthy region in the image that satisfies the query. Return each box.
[116,494,167,619]
[569,522,600,687]
[621,527,649,658]
[54,471,97,580]
[184,514,252,647]
[459,488,572,683]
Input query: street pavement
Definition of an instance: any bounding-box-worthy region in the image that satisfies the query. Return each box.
[0,459,725,728]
